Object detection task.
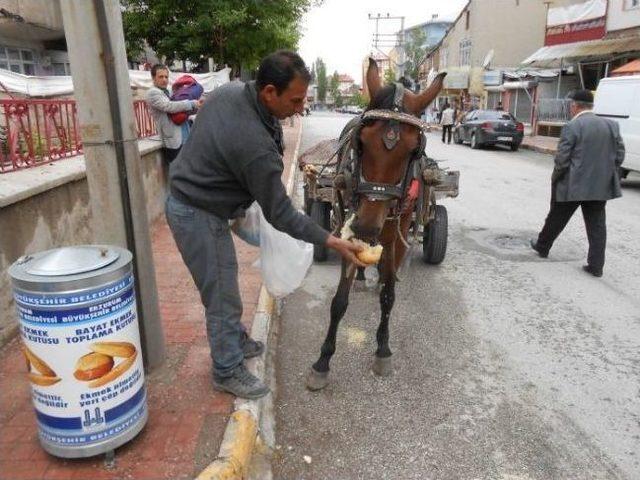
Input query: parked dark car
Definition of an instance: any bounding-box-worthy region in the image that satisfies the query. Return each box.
[453,110,524,151]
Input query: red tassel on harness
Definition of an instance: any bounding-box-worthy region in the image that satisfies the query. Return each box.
[401,179,420,213]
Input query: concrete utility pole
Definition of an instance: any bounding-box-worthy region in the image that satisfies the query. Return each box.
[59,0,165,369]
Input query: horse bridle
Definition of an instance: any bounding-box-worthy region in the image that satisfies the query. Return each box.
[337,83,428,214]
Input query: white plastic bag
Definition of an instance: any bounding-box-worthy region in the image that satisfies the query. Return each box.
[230,202,261,247]
[258,207,313,298]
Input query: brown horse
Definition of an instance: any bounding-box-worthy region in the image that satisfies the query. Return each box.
[306,59,446,390]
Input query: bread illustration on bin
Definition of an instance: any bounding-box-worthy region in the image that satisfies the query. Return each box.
[74,341,137,388]
[23,345,61,386]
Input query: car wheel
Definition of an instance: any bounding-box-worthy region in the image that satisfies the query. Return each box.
[510,143,519,152]
[470,132,480,149]
[453,131,463,144]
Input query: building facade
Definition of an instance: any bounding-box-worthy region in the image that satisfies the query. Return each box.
[522,0,640,134]
[0,0,69,76]
[423,0,549,123]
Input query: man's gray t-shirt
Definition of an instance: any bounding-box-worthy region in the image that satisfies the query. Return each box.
[169,81,328,246]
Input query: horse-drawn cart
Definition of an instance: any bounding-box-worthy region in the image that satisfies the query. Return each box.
[299,138,459,264]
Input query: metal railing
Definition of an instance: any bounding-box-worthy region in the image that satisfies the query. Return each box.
[133,99,157,138]
[0,99,156,173]
[536,98,571,124]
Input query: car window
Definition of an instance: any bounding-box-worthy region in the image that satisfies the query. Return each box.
[475,110,514,121]
[465,112,476,121]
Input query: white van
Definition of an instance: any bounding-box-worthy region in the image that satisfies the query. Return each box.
[593,76,640,177]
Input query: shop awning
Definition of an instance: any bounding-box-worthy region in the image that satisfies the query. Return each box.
[611,59,640,76]
[522,37,640,67]
[503,80,538,89]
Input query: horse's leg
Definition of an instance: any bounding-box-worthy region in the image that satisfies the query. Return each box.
[353,266,366,291]
[306,261,357,390]
[373,242,396,377]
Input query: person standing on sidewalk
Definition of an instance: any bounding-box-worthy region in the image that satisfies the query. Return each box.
[145,64,202,165]
[166,50,365,399]
[440,102,455,144]
[530,89,625,277]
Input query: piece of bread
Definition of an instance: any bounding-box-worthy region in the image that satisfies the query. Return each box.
[74,352,114,381]
[352,239,383,265]
[90,341,136,358]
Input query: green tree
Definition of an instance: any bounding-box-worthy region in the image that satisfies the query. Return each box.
[403,28,427,81]
[315,58,327,103]
[383,67,396,85]
[351,91,368,108]
[329,71,340,100]
[334,91,343,108]
[122,0,319,72]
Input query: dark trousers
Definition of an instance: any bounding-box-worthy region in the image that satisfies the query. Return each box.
[162,147,181,185]
[536,199,607,272]
[165,195,245,378]
[163,146,181,164]
[442,125,452,143]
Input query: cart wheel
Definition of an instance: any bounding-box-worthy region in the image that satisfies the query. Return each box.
[422,205,448,265]
[311,201,330,262]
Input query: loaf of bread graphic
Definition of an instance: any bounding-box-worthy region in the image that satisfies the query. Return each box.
[23,345,60,386]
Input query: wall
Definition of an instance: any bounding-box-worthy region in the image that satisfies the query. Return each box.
[607,0,640,32]
[0,0,64,31]
[435,0,547,71]
[469,0,547,67]
[0,140,165,345]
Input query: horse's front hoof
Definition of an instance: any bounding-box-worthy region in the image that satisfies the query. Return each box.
[306,368,329,391]
[372,356,392,377]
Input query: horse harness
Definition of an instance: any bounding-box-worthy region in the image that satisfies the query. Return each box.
[335,83,428,219]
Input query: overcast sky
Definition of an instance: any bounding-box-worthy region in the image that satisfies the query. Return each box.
[298,0,469,84]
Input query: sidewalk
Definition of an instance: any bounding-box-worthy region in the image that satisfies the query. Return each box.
[520,135,559,155]
[431,123,559,156]
[0,116,302,479]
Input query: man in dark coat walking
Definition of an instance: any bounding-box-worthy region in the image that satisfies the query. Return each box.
[531,89,625,277]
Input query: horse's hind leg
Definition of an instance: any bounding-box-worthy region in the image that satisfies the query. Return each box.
[373,247,396,377]
[306,261,357,390]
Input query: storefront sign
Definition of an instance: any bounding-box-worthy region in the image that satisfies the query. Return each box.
[545,17,606,45]
[483,70,503,86]
[444,70,469,89]
[544,0,606,45]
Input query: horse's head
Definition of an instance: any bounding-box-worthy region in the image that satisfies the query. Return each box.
[347,58,446,243]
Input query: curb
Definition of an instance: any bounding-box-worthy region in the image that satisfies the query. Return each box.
[196,117,303,480]
[520,142,557,155]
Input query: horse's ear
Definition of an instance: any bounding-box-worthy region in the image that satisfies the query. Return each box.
[366,57,381,100]
[410,72,447,114]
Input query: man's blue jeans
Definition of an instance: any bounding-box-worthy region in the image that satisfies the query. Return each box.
[165,194,244,378]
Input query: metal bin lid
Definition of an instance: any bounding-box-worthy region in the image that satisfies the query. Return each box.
[23,246,120,276]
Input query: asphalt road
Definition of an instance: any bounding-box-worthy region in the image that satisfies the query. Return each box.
[272,111,640,480]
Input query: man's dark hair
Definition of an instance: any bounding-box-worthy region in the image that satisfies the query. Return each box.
[256,50,311,94]
[151,64,169,78]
